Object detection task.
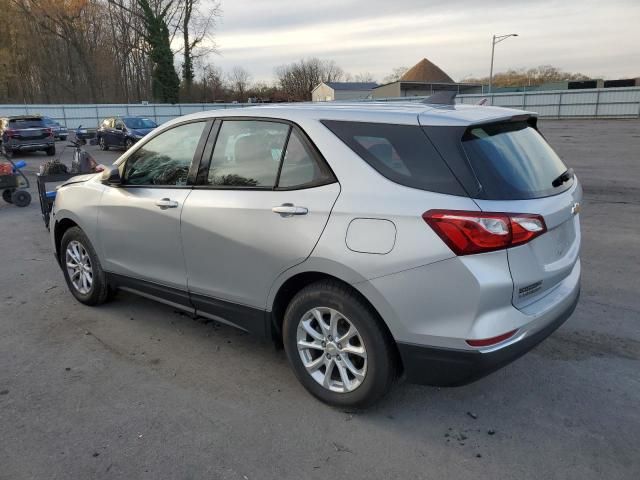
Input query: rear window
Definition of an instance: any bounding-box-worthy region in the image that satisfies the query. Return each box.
[9,118,45,128]
[321,120,465,195]
[461,121,571,199]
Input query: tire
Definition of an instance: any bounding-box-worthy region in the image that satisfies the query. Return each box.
[99,136,109,151]
[60,226,110,306]
[125,138,134,150]
[60,135,67,141]
[2,189,14,204]
[283,280,398,408]
[46,145,56,156]
[11,190,31,207]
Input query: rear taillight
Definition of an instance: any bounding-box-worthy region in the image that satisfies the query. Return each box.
[45,128,53,137]
[5,128,17,138]
[423,210,546,255]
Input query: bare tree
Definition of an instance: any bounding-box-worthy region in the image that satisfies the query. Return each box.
[275,58,345,101]
[177,0,220,98]
[228,66,251,101]
[345,72,376,83]
[383,66,409,83]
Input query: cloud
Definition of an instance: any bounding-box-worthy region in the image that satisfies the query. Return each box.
[204,0,640,82]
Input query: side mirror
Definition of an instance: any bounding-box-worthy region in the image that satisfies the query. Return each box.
[115,125,123,131]
[102,165,122,186]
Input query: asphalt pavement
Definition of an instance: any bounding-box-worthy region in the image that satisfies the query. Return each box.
[0,120,639,479]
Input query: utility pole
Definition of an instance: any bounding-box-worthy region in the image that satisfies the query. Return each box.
[489,33,519,96]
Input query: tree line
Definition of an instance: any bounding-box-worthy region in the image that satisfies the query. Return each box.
[0,2,594,104]
[0,0,219,104]
[462,65,590,88]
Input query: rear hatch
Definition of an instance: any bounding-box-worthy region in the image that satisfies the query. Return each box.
[459,119,581,309]
[8,118,50,142]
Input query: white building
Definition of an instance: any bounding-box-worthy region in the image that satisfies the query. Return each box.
[311,82,378,102]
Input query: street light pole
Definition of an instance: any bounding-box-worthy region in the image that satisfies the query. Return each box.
[488,33,518,96]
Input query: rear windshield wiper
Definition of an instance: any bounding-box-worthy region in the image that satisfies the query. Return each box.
[552,168,574,188]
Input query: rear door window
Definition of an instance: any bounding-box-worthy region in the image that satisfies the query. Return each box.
[321,120,465,195]
[461,121,571,199]
[207,120,289,187]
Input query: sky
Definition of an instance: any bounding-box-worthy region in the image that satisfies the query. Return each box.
[203,0,640,84]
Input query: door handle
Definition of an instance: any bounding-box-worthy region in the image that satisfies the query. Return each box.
[272,203,308,217]
[155,198,179,209]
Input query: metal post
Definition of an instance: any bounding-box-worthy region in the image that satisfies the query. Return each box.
[489,35,496,97]
[62,105,67,128]
[558,92,563,119]
[595,89,600,118]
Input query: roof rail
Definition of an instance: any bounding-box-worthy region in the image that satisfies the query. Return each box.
[421,91,457,105]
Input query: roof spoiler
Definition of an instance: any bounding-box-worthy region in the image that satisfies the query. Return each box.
[421,90,457,105]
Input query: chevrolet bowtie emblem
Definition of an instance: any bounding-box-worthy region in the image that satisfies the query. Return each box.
[571,202,581,215]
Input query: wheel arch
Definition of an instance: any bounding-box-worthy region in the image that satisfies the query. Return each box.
[269,267,403,373]
[54,217,80,263]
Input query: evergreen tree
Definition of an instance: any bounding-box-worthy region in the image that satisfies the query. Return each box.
[137,0,180,103]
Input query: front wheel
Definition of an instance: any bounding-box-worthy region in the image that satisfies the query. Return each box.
[283,280,398,408]
[99,136,109,151]
[125,138,134,150]
[45,145,55,156]
[60,227,110,305]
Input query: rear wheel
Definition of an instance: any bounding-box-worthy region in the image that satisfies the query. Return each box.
[99,136,109,151]
[125,138,134,150]
[45,145,55,156]
[3,189,14,203]
[60,227,110,306]
[283,280,398,408]
[60,135,67,141]
[11,190,31,207]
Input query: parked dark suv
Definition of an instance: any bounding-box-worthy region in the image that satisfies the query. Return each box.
[42,117,68,141]
[0,116,56,156]
[96,116,157,151]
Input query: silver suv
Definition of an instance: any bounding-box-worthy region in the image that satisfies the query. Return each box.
[50,102,581,407]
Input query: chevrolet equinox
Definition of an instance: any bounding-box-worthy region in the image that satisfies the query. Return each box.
[51,101,581,407]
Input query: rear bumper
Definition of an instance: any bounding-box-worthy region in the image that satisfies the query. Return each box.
[397,289,579,386]
[7,142,54,151]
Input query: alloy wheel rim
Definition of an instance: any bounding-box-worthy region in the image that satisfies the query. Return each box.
[296,307,367,393]
[65,240,93,294]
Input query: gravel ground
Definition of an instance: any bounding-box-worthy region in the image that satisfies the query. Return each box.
[0,120,639,480]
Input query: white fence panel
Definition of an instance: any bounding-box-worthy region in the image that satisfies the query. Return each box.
[458,87,640,118]
[597,102,639,116]
[560,104,597,117]
[2,88,639,123]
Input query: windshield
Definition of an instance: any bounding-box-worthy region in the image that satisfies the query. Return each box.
[461,121,571,200]
[123,117,157,129]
